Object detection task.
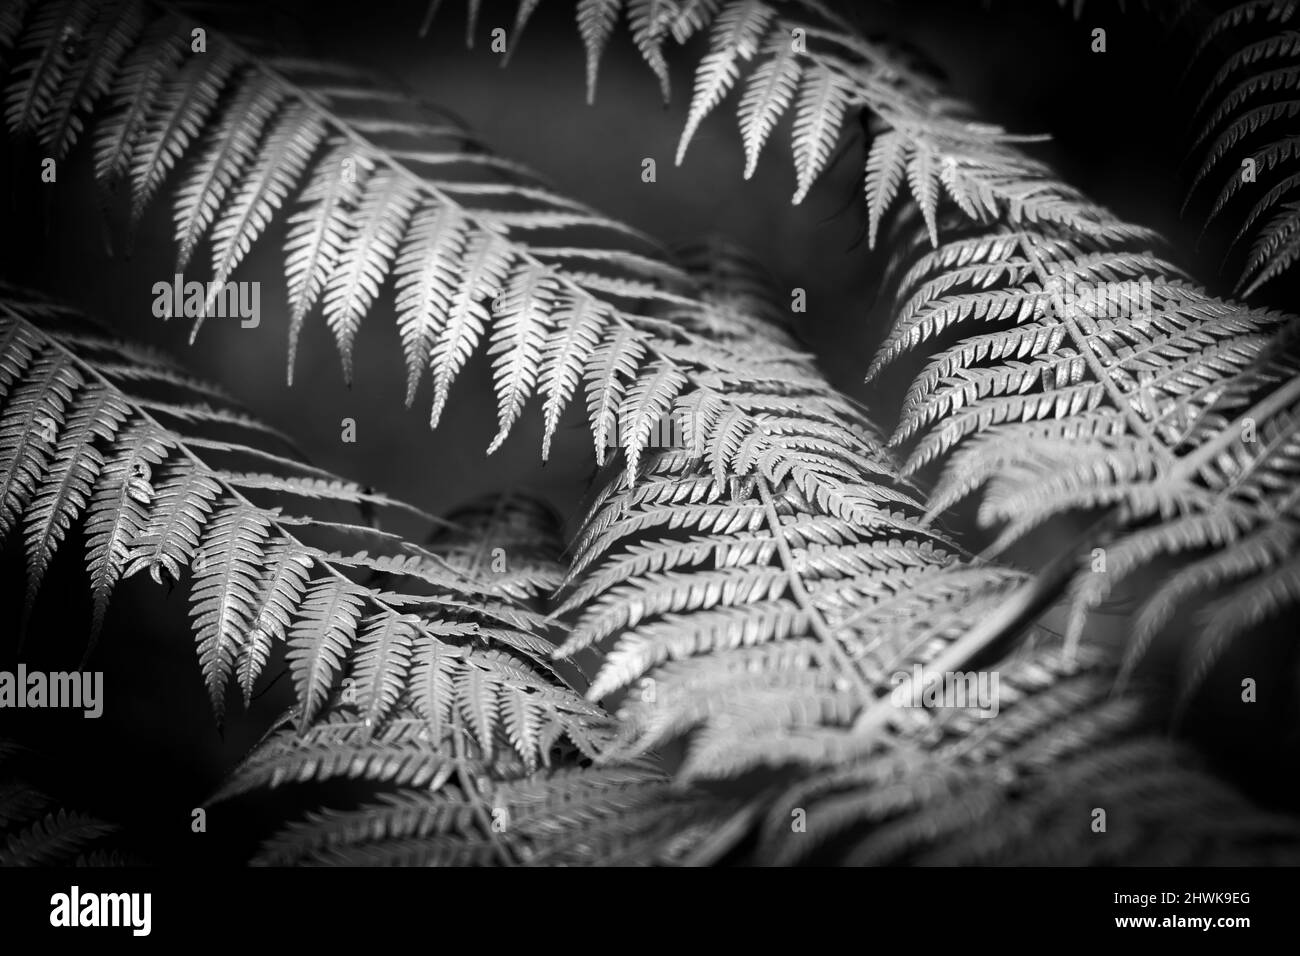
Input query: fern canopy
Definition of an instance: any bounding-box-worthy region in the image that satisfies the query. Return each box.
[0,283,614,773]
[3,0,1300,867]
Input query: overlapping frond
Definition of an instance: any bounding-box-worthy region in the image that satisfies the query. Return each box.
[0,741,125,866]
[873,214,1300,695]
[1187,1,1300,294]
[545,238,1300,864]
[754,646,1300,865]
[456,0,1144,239]
[0,284,605,764]
[212,493,735,867]
[240,733,723,865]
[482,0,1300,702]
[6,0,1300,869]
[554,240,1023,782]
[0,0,731,467]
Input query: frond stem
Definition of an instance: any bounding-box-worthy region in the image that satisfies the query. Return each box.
[755,475,872,701]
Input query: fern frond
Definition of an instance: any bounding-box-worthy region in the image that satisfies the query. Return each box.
[627,0,676,103]
[0,1,735,472]
[553,241,1020,779]
[1187,2,1300,292]
[485,262,553,454]
[577,0,622,105]
[675,0,773,165]
[202,102,326,329]
[465,0,1148,233]
[790,61,852,205]
[37,0,143,159]
[128,45,235,221]
[212,492,738,866]
[0,286,605,758]
[875,214,1300,682]
[3,0,97,136]
[247,756,723,866]
[0,742,123,866]
[21,385,129,620]
[189,501,274,720]
[1,808,116,866]
[753,648,1300,865]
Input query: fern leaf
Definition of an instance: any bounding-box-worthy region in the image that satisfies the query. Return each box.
[676,0,772,166]
[876,217,1300,687]
[351,611,419,729]
[393,201,469,405]
[737,27,802,179]
[618,358,688,479]
[577,0,623,104]
[91,11,185,184]
[84,420,166,644]
[552,241,1017,787]
[236,541,314,703]
[0,352,82,541]
[627,0,676,102]
[906,142,941,246]
[585,327,646,466]
[3,0,95,135]
[286,578,367,730]
[1,291,581,743]
[408,630,462,737]
[283,143,362,382]
[22,384,129,616]
[426,228,513,427]
[486,260,554,453]
[538,292,609,460]
[322,168,419,383]
[38,0,143,159]
[501,0,543,65]
[213,713,456,799]
[200,104,325,339]
[0,809,116,866]
[122,461,221,585]
[189,502,273,720]
[670,0,721,44]
[128,46,236,221]
[173,70,283,272]
[790,62,851,205]
[1186,3,1300,291]
[0,1,35,62]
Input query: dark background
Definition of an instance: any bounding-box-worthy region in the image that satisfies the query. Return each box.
[2,0,1296,864]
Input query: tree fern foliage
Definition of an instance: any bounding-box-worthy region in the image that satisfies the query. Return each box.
[3,258,1297,866]
[541,238,1300,865]
[555,240,1021,771]
[455,0,1144,240]
[0,283,613,774]
[1186,0,1300,295]
[873,214,1300,697]
[0,0,705,462]
[215,496,733,866]
[0,282,713,863]
[463,0,1300,701]
[200,241,1300,866]
[0,739,125,866]
[752,643,1300,865]
[3,0,1300,866]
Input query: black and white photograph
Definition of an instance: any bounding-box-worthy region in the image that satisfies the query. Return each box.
[0,0,1296,933]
